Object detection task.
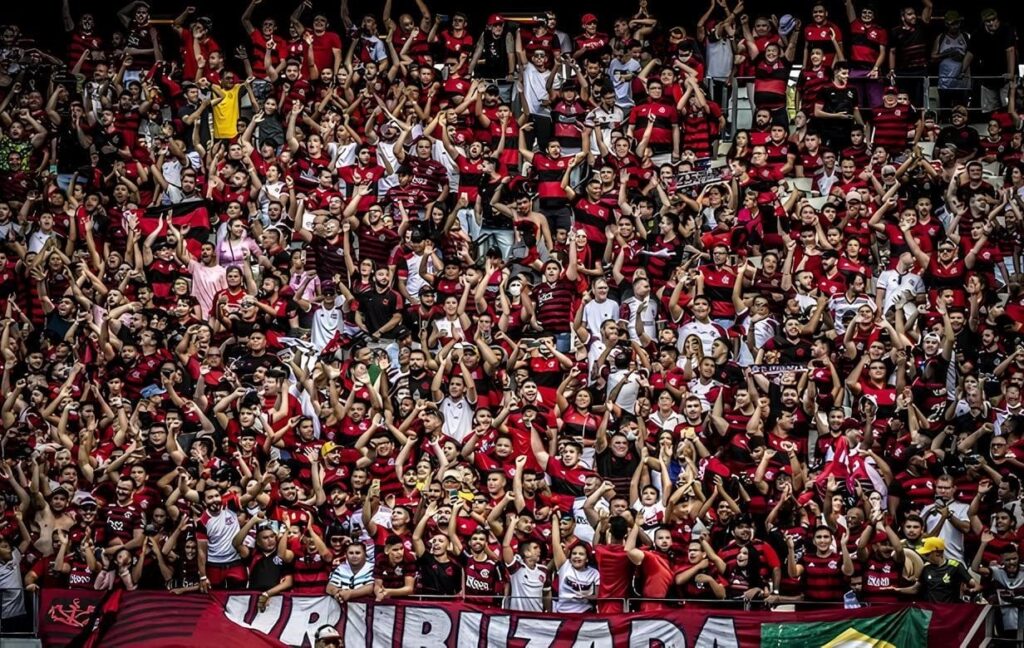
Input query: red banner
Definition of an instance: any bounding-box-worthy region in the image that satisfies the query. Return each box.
[38,590,991,648]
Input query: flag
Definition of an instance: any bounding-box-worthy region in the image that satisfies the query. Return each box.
[814,434,871,492]
[65,589,122,648]
[760,607,931,648]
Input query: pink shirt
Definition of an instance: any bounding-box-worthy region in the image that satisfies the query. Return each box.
[189,259,228,319]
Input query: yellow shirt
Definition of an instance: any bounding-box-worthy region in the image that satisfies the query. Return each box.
[211,85,241,139]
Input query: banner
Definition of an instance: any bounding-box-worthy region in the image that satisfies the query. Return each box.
[39,589,106,647]
[676,166,726,188]
[748,364,807,375]
[38,590,991,648]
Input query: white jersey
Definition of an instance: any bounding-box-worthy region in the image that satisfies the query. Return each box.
[404,251,433,297]
[198,508,242,564]
[505,555,548,611]
[828,294,875,336]
[554,561,600,613]
[311,303,345,352]
[439,396,474,443]
[876,269,925,315]
[677,318,726,355]
[622,296,657,342]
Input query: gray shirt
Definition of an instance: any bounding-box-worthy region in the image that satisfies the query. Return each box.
[0,548,25,619]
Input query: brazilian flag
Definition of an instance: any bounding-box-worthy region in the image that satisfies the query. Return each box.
[761,608,931,648]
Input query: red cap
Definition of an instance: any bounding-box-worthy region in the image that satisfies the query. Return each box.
[757,191,776,205]
[883,86,899,95]
[581,13,598,25]
[487,14,504,26]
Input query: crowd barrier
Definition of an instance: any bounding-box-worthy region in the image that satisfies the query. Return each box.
[26,588,997,647]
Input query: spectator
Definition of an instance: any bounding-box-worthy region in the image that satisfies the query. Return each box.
[0,3,1023,639]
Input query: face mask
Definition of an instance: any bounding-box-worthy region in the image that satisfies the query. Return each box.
[507,283,522,297]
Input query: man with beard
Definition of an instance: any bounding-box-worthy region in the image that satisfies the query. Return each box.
[100,476,145,554]
[271,479,320,535]
[717,513,783,591]
[197,486,244,591]
[355,266,404,345]
[456,528,504,606]
[975,542,1024,633]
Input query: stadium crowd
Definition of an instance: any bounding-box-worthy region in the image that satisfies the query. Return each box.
[1,0,1024,641]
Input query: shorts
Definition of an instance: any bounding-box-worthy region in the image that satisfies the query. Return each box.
[207,561,247,588]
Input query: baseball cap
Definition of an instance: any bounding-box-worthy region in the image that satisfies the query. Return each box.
[581,13,598,25]
[916,536,947,555]
[321,441,340,457]
[845,191,862,203]
[321,280,337,295]
[487,14,504,26]
[944,10,962,24]
[981,9,998,22]
[442,469,461,483]
[77,494,98,508]
[883,85,899,95]
[140,384,167,399]
[315,625,341,640]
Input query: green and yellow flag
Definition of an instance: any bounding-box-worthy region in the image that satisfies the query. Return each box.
[760,608,931,648]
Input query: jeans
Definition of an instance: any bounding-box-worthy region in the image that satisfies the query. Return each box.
[457,207,480,240]
[480,228,515,258]
[554,332,572,354]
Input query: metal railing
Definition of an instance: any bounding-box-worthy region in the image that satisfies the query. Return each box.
[0,588,38,637]
[722,73,1015,133]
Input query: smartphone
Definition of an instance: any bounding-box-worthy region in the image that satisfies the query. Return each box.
[436,14,450,23]
[447,488,459,504]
